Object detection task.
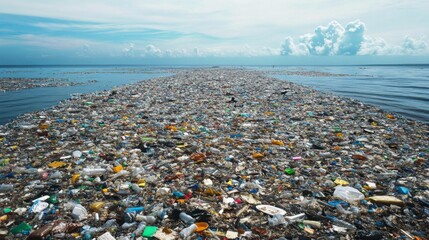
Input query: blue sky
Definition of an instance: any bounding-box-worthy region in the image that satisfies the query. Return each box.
[0,0,428,65]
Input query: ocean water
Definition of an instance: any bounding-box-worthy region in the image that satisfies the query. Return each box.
[0,66,171,125]
[270,65,429,123]
[0,65,428,125]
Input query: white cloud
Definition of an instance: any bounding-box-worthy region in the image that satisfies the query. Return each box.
[281,20,428,56]
[1,0,428,41]
[122,43,135,54]
[142,44,162,57]
[402,36,427,54]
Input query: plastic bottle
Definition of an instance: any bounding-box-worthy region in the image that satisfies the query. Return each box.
[179,212,196,225]
[130,183,141,193]
[329,217,356,230]
[132,222,146,236]
[0,184,13,192]
[180,224,197,239]
[121,222,137,229]
[82,168,106,176]
[125,206,144,213]
[135,215,157,224]
[268,214,287,226]
[286,213,306,223]
[336,205,352,215]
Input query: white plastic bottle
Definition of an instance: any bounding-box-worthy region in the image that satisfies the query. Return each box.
[179,224,197,239]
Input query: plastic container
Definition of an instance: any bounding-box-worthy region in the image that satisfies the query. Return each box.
[180,224,197,239]
[72,204,88,221]
[333,186,364,202]
[82,168,106,176]
[0,183,13,192]
[135,215,157,224]
[125,206,144,213]
[268,214,287,226]
[133,222,146,236]
[179,212,196,225]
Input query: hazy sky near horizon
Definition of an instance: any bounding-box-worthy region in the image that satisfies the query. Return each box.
[1,0,428,64]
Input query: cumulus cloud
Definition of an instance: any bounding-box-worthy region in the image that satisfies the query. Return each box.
[122,43,135,54]
[402,36,427,54]
[281,20,428,56]
[141,44,162,57]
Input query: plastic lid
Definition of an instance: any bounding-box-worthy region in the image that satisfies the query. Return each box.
[195,222,209,232]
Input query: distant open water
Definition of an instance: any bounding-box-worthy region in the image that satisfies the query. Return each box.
[270,65,429,123]
[0,65,428,125]
[0,66,171,125]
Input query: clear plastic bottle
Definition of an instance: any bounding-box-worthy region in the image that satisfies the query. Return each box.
[336,205,352,215]
[332,218,356,230]
[179,212,196,225]
[0,183,13,192]
[132,222,146,236]
[179,224,197,239]
[121,222,137,229]
[82,168,106,176]
[268,214,287,226]
[135,215,157,224]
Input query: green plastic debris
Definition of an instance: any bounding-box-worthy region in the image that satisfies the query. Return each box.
[3,207,12,213]
[332,126,342,133]
[142,226,158,238]
[48,195,59,204]
[141,137,155,142]
[11,222,32,234]
[285,168,295,175]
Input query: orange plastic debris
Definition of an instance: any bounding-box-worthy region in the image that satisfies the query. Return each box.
[271,140,284,146]
[112,165,123,173]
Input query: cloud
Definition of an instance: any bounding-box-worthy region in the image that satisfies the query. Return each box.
[142,44,162,57]
[402,36,427,54]
[281,20,428,56]
[122,43,135,54]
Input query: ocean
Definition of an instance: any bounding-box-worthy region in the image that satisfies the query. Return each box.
[0,65,428,125]
[270,65,429,123]
[0,66,172,125]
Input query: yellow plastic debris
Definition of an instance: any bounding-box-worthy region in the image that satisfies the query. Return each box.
[48,161,67,168]
[89,202,105,212]
[138,179,146,187]
[112,165,123,173]
[334,179,349,186]
[368,196,405,206]
[271,140,284,146]
[71,174,80,185]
